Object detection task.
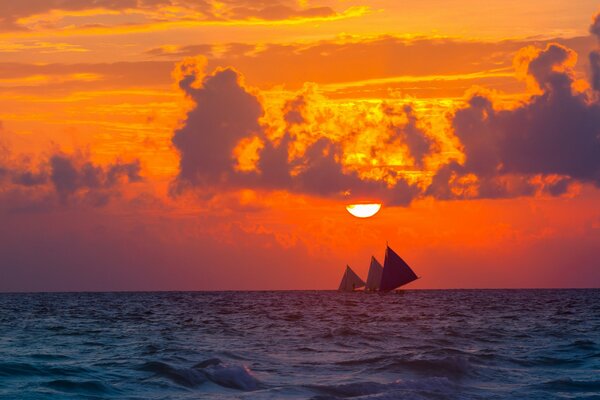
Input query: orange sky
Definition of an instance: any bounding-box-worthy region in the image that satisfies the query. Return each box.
[1,1,599,291]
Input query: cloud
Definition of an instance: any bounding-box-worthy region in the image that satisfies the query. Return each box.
[429,42,600,199]
[225,2,335,21]
[590,12,600,38]
[0,150,142,209]
[171,58,433,205]
[172,65,263,189]
[172,23,600,205]
[590,13,600,92]
[49,154,142,205]
[144,34,597,100]
[0,0,340,32]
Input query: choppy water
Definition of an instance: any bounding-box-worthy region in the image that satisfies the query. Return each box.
[0,290,599,399]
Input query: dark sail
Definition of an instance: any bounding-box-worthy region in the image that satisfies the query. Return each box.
[379,246,418,291]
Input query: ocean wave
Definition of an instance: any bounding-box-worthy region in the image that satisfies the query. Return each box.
[139,358,262,391]
[43,379,115,395]
[336,355,390,366]
[0,362,89,378]
[202,362,261,391]
[535,378,600,392]
[139,361,208,388]
[564,339,597,351]
[307,377,457,399]
[509,355,584,367]
[376,355,472,379]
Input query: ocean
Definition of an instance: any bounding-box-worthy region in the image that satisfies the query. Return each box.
[0,290,598,399]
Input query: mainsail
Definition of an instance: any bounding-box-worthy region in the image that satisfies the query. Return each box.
[365,256,383,291]
[338,265,366,291]
[379,246,418,291]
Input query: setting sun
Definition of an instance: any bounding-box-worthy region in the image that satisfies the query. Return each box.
[346,203,382,218]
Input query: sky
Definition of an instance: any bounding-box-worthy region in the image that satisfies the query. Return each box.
[0,0,599,291]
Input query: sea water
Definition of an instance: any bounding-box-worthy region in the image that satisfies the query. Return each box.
[0,290,598,399]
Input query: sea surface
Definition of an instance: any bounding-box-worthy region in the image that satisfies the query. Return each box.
[0,290,599,399]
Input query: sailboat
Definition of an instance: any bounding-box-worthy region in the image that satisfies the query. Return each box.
[365,256,383,291]
[337,245,419,292]
[338,265,366,291]
[379,245,419,292]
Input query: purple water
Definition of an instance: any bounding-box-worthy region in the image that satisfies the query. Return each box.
[0,290,599,399]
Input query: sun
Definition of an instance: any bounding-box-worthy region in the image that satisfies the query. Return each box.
[346,203,382,218]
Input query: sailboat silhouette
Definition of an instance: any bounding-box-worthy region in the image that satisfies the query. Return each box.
[337,245,419,292]
[379,246,419,292]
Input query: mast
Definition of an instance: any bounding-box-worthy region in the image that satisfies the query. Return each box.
[379,246,418,291]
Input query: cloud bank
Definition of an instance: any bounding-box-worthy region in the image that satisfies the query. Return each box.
[171,61,432,205]
[0,149,142,210]
[171,23,600,205]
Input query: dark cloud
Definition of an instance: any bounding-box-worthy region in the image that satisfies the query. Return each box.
[256,134,292,188]
[12,170,48,186]
[591,51,600,92]
[590,12,600,39]
[171,17,600,205]
[590,13,600,92]
[50,154,142,204]
[0,151,142,209]
[171,62,426,205]
[172,67,263,188]
[429,42,600,199]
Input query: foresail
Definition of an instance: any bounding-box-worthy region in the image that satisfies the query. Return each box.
[338,265,365,291]
[365,256,383,291]
[380,247,418,291]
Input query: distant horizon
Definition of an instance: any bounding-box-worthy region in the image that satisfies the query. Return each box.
[2,286,599,294]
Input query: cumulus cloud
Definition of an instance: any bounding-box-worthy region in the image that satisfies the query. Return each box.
[172,66,263,189]
[171,58,432,205]
[429,42,600,199]
[171,14,600,206]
